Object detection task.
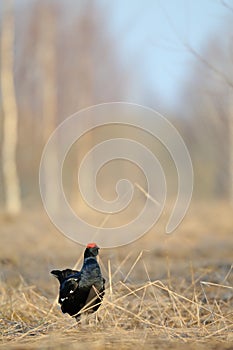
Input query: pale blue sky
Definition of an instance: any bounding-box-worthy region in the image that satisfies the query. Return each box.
[104,0,232,107]
[15,0,233,109]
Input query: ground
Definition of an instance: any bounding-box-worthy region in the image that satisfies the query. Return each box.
[0,200,232,349]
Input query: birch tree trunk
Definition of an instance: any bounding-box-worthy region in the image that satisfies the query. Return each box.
[38,5,59,214]
[71,5,95,211]
[230,94,233,206]
[1,0,21,216]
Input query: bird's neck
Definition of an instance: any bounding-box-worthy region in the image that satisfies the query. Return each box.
[82,256,98,271]
[84,251,97,260]
[84,249,96,259]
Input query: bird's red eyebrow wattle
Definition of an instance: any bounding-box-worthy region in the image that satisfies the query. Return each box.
[86,242,98,248]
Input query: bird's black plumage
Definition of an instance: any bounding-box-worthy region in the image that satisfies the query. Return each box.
[51,243,105,320]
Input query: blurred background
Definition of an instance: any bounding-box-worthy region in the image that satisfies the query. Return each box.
[0,0,233,209]
[0,0,232,289]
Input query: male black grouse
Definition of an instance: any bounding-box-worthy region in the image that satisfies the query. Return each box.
[51,243,105,321]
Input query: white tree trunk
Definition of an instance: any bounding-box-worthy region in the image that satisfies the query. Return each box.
[1,0,21,216]
[230,94,233,206]
[38,5,59,214]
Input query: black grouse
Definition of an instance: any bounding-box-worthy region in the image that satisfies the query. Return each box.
[51,243,105,321]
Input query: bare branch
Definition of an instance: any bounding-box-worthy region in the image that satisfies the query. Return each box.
[158,1,233,89]
[183,41,233,89]
[221,0,233,14]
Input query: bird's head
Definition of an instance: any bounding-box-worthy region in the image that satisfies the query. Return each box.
[84,242,100,258]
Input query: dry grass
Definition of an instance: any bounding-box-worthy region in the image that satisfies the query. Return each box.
[0,255,232,349]
[0,201,233,349]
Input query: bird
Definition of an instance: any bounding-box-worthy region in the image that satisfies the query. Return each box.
[51,243,105,321]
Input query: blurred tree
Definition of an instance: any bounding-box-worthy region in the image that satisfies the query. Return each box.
[1,0,21,215]
[1,0,141,208]
[37,2,60,213]
[179,32,233,203]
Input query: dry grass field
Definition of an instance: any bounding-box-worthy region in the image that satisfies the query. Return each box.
[0,201,232,349]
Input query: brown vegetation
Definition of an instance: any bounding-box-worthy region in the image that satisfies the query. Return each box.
[0,1,233,349]
[0,202,232,349]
